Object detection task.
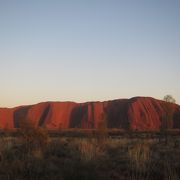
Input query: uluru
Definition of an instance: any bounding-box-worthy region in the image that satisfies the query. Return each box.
[0,97,180,130]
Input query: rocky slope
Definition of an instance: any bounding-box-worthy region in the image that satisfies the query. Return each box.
[0,97,180,130]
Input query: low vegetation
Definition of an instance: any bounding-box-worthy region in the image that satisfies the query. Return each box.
[0,125,180,180]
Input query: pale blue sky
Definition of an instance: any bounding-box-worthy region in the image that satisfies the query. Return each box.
[0,0,180,107]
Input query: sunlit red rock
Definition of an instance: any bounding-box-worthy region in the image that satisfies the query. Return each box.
[0,97,180,130]
[0,108,14,128]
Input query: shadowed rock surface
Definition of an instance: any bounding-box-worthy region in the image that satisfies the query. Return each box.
[0,97,180,130]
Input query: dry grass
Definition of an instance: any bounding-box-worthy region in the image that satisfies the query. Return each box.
[77,138,105,161]
[128,141,152,180]
[164,161,180,180]
[0,129,180,180]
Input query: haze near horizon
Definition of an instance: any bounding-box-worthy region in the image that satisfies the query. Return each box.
[0,0,180,107]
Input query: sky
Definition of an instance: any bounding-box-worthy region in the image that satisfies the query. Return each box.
[0,0,180,107]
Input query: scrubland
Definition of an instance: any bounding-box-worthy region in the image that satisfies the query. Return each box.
[0,128,180,180]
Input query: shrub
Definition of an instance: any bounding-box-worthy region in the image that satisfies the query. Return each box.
[18,118,49,155]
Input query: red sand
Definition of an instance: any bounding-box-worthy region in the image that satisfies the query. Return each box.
[0,97,180,130]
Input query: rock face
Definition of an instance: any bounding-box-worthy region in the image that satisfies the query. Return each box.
[0,97,180,130]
